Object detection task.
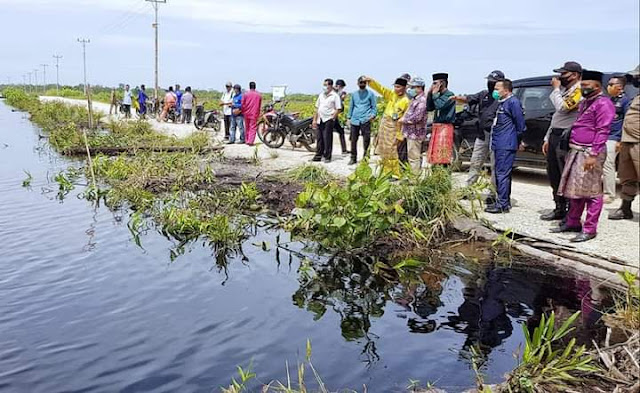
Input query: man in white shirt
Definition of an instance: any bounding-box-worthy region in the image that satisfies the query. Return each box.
[220,82,234,140]
[122,84,132,119]
[312,78,342,162]
[181,86,195,123]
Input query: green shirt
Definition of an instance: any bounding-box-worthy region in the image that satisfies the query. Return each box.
[427,89,456,124]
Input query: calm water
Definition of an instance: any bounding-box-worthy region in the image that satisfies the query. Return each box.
[0,101,604,392]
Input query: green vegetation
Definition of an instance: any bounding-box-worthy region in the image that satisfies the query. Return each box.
[505,311,598,392]
[607,270,640,332]
[288,162,475,252]
[287,164,335,185]
[4,87,209,154]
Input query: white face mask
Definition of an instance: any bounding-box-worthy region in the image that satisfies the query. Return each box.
[322,85,330,93]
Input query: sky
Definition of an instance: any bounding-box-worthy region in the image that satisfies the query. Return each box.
[1,0,638,95]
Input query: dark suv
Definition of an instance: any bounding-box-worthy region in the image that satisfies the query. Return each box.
[451,73,638,169]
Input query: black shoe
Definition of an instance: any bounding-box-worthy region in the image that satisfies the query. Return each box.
[342,150,351,155]
[609,200,634,220]
[323,158,331,163]
[348,158,357,165]
[484,196,496,205]
[484,205,510,214]
[311,157,322,162]
[550,224,582,233]
[540,210,566,221]
[226,140,234,145]
[570,232,597,243]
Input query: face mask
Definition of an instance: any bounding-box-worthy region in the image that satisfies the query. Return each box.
[487,81,496,93]
[407,88,417,99]
[559,76,571,87]
[322,85,330,93]
[582,87,595,97]
[492,90,501,100]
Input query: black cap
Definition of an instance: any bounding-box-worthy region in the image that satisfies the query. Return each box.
[432,73,448,81]
[553,61,582,74]
[486,70,505,82]
[233,84,241,90]
[336,79,346,87]
[581,69,603,83]
[394,78,408,87]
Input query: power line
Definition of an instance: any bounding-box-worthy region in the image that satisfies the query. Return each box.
[53,54,63,94]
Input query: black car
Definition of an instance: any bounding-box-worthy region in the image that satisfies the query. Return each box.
[451,73,638,169]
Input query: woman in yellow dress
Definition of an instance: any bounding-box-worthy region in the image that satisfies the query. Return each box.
[364,76,410,174]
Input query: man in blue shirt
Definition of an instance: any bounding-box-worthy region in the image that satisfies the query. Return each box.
[603,75,632,203]
[485,79,526,214]
[175,84,183,120]
[228,84,245,144]
[347,76,377,165]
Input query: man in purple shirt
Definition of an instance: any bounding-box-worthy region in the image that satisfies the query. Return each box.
[552,70,615,242]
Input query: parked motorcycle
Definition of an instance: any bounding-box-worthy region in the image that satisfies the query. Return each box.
[194,103,221,131]
[262,110,315,151]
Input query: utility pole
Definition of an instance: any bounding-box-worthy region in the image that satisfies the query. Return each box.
[146,0,166,101]
[53,54,63,95]
[33,68,39,94]
[40,64,48,93]
[77,38,94,128]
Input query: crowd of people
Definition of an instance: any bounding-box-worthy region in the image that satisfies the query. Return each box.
[306,63,639,243]
[107,62,639,244]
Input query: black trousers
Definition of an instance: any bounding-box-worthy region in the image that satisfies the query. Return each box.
[224,115,231,138]
[333,120,348,153]
[397,139,408,164]
[315,119,334,160]
[182,108,192,123]
[350,121,371,161]
[122,104,131,118]
[546,131,568,210]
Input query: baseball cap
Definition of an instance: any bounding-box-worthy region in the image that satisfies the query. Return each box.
[408,76,426,87]
[336,79,346,87]
[553,61,583,74]
[233,84,241,90]
[225,81,232,87]
[357,75,367,83]
[486,70,505,82]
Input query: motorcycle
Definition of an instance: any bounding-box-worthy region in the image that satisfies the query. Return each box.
[262,107,316,151]
[194,103,221,131]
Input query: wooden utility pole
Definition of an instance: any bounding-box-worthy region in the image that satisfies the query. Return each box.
[53,54,63,95]
[146,0,166,101]
[77,38,94,129]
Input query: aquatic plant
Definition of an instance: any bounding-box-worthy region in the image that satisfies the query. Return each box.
[505,311,599,392]
[221,363,256,393]
[22,170,33,187]
[288,163,470,252]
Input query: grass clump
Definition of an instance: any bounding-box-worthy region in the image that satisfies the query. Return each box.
[287,162,472,252]
[606,270,640,332]
[505,311,598,392]
[287,164,334,185]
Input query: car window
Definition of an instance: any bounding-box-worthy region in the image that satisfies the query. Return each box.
[520,86,553,111]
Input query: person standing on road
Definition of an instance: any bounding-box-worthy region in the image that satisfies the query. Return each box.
[602,75,632,203]
[220,82,234,140]
[484,79,526,214]
[452,70,505,186]
[181,86,195,124]
[138,84,148,119]
[364,76,409,174]
[610,66,640,220]
[175,84,183,121]
[347,76,377,165]
[312,78,342,163]
[122,84,132,119]
[228,84,245,144]
[333,79,350,155]
[552,70,615,242]
[426,73,456,165]
[241,81,262,146]
[399,77,429,172]
[541,61,583,221]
